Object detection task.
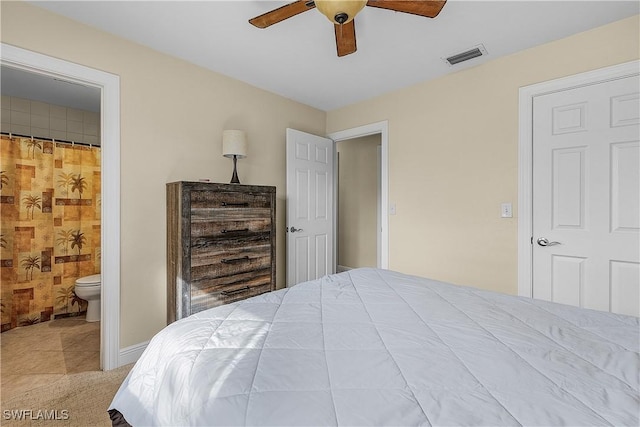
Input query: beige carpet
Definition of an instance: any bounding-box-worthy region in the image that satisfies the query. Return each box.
[1,364,132,427]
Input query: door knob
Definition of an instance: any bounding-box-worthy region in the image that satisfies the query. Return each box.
[537,237,561,247]
[289,226,303,233]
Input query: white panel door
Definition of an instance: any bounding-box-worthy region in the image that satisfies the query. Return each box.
[533,75,640,316]
[286,128,334,287]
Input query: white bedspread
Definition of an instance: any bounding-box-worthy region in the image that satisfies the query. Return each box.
[110,268,639,426]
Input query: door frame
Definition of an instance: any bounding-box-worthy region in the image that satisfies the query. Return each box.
[1,44,122,370]
[328,120,389,272]
[517,60,639,298]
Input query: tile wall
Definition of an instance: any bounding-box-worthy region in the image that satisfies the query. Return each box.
[1,96,100,146]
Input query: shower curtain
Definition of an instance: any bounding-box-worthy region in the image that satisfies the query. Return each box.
[0,135,101,332]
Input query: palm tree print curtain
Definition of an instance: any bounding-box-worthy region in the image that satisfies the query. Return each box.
[0,135,100,331]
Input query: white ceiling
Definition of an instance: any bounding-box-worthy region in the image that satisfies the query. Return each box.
[16,1,640,111]
[1,65,101,112]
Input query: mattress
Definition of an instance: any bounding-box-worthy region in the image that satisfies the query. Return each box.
[109,268,639,426]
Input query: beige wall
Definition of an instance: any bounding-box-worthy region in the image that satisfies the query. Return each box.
[327,15,640,295]
[337,135,380,269]
[1,1,326,347]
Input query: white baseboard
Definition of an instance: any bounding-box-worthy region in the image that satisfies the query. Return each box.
[118,340,149,366]
[337,265,353,273]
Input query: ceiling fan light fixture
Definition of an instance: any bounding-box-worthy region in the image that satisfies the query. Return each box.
[315,0,367,25]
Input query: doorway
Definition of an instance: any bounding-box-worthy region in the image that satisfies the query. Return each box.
[336,134,381,271]
[329,120,389,272]
[285,122,389,286]
[1,43,121,370]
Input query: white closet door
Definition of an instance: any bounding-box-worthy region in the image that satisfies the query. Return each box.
[532,75,639,316]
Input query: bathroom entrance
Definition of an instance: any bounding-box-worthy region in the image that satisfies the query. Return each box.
[1,43,122,373]
[0,65,103,398]
[1,65,102,329]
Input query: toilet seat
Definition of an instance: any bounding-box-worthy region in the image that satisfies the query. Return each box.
[76,274,101,286]
[75,283,100,289]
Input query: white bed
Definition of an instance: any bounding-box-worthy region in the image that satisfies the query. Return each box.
[109,268,639,426]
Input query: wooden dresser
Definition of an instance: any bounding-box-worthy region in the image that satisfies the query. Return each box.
[166,181,276,323]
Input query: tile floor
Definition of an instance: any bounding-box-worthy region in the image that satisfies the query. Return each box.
[0,317,100,401]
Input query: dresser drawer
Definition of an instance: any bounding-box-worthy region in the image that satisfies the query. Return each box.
[191,246,271,280]
[191,219,271,236]
[191,283,272,314]
[190,272,272,313]
[190,218,271,250]
[191,207,271,222]
[191,190,271,210]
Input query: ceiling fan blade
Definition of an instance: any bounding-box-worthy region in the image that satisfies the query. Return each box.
[249,1,316,29]
[334,20,357,57]
[366,0,447,18]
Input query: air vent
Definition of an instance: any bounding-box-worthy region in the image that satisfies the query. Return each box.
[443,44,488,66]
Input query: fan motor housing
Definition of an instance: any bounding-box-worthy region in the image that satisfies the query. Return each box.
[334,12,349,24]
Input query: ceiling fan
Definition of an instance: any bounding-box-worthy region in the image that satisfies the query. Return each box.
[249,0,447,57]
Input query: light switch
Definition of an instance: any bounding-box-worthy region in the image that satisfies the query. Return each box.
[390,203,397,215]
[501,203,512,218]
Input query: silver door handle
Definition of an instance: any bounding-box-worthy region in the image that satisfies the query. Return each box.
[537,237,561,247]
[289,226,303,233]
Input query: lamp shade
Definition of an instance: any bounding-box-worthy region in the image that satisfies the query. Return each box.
[315,0,367,24]
[222,130,247,158]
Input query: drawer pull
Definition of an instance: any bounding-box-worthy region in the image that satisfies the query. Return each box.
[221,256,250,264]
[221,228,249,234]
[221,286,250,296]
[221,202,249,207]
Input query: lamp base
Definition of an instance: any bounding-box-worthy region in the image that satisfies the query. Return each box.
[230,155,240,184]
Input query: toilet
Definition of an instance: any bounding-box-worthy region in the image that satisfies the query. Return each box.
[75,274,101,322]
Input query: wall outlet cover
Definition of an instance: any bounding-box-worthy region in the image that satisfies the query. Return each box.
[501,203,513,218]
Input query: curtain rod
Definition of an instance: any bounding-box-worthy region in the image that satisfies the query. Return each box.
[0,131,100,148]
